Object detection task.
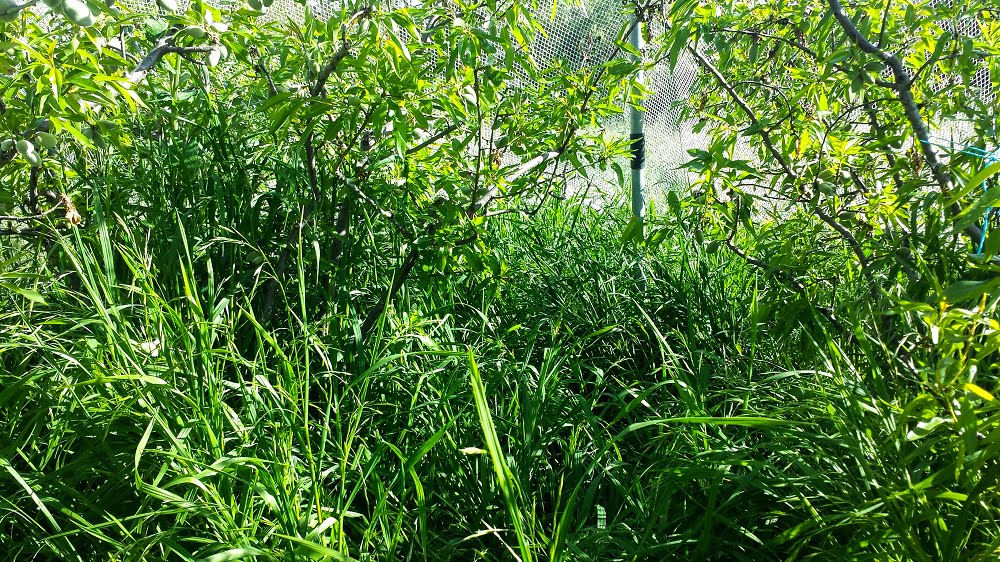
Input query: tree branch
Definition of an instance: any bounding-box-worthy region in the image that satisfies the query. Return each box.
[685,38,877,289]
[260,106,376,321]
[126,34,215,82]
[355,10,647,339]
[827,0,982,242]
[812,204,878,294]
[684,45,795,177]
[725,199,845,332]
[0,227,44,237]
[254,55,279,97]
[360,244,420,337]
[310,39,351,97]
[407,124,457,155]
[0,202,63,223]
[2,0,41,15]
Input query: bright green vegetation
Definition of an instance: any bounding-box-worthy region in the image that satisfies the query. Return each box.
[3,0,1000,560]
[4,172,1000,560]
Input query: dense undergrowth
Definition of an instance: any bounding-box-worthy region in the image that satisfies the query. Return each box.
[2,1,1000,559]
[3,161,999,560]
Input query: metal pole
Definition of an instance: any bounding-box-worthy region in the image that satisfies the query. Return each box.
[629,14,646,291]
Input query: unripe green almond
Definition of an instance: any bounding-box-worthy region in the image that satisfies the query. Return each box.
[178,25,206,39]
[261,0,273,7]
[41,0,63,8]
[61,0,95,26]
[36,132,58,149]
[0,8,17,20]
[156,0,177,11]
[207,48,221,67]
[15,139,34,156]
[0,139,12,151]
[97,119,117,131]
[24,151,42,167]
[70,11,95,26]
[246,0,262,11]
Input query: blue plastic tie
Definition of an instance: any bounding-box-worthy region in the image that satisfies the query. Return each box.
[977,154,998,254]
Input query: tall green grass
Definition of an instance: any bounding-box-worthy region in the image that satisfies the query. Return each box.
[3,142,1000,560]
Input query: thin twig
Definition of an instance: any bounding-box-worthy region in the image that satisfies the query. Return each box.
[407,124,458,154]
[0,202,63,223]
[0,227,44,237]
[684,46,795,177]
[344,180,413,239]
[255,56,279,97]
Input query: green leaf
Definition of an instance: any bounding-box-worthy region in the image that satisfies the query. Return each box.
[619,40,642,60]
[965,383,995,401]
[143,17,169,37]
[276,534,357,562]
[619,216,642,247]
[0,283,47,305]
[935,491,969,502]
[925,32,952,75]
[200,547,267,562]
[981,227,1000,259]
[393,121,407,159]
[386,26,411,62]
[468,352,533,562]
[942,278,1000,304]
[624,416,795,434]
[667,190,681,215]
[948,161,1000,206]
[906,417,949,441]
[404,417,458,473]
